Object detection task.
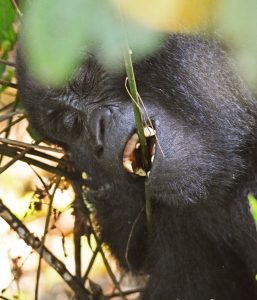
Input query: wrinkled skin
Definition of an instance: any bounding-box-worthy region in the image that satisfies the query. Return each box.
[17,35,257,299]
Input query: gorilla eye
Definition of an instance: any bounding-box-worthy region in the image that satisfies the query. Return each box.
[49,109,84,141]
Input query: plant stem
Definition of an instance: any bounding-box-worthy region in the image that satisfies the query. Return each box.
[35,177,61,300]
[122,42,152,232]
[0,144,72,178]
[123,44,150,172]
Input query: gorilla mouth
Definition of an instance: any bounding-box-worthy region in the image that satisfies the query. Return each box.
[123,126,156,177]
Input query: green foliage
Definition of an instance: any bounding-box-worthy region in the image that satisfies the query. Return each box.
[0,68,14,93]
[247,194,257,281]
[0,0,16,77]
[217,0,257,87]
[22,0,162,85]
[248,193,257,229]
[20,0,257,87]
[0,0,16,44]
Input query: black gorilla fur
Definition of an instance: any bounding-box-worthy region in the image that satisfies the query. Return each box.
[17,35,257,299]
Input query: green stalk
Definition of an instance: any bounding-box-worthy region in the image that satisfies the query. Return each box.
[122,43,152,233]
[123,44,150,171]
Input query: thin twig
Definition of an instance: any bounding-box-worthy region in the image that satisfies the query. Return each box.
[0,111,23,122]
[35,177,61,300]
[82,243,101,284]
[118,9,153,232]
[0,296,12,300]
[0,102,14,113]
[73,203,82,280]
[0,116,26,134]
[0,144,72,178]
[107,287,145,299]
[0,144,63,164]
[82,190,127,299]
[125,207,144,271]
[124,79,165,158]
[0,199,90,300]
[87,216,127,299]
[0,137,64,153]
[10,0,22,17]
[0,79,18,89]
[123,53,150,171]
[0,59,16,67]
[138,93,165,157]
[122,37,152,233]
[0,144,35,173]
[0,97,19,165]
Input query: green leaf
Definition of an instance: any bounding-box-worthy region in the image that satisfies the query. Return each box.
[0,67,14,92]
[23,0,89,85]
[216,0,257,87]
[248,193,257,228]
[0,0,16,78]
[22,0,162,85]
[0,0,16,43]
[0,50,7,77]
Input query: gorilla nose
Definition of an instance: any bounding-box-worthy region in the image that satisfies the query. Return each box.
[89,107,111,156]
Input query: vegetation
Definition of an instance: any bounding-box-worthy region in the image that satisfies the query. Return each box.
[0,0,256,299]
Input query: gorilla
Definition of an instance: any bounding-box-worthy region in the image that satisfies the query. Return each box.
[16,34,257,300]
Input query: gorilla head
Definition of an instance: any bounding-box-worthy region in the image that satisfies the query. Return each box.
[16,34,257,299]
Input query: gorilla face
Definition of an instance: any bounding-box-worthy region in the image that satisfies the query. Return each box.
[17,35,256,205]
[16,34,257,299]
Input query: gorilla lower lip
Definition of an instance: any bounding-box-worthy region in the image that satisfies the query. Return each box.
[123,126,156,176]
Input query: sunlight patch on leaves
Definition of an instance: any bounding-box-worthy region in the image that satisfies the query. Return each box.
[216,0,257,87]
[248,193,257,229]
[0,0,16,77]
[113,0,216,32]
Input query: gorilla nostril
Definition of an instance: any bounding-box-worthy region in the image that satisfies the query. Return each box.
[93,118,104,157]
[90,108,111,157]
[94,117,105,155]
[99,117,105,143]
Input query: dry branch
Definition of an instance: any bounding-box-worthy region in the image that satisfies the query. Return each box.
[0,199,91,300]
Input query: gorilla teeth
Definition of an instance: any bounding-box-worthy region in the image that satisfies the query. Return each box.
[123,159,134,173]
[135,168,147,177]
[123,132,139,174]
[144,126,156,137]
[150,143,156,162]
[123,126,156,176]
[82,172,88,180]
